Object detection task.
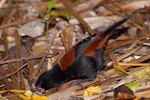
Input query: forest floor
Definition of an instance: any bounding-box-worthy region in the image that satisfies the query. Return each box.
[0,0,150,100]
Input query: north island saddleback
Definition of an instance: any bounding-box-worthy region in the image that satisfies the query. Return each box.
[35,15,133,92]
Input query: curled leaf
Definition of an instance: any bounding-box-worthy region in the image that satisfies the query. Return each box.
[114,85,135,99]
[114,65,129,75]
[83,86,102,97]
[50,11,70,20]
[19,95,31,100]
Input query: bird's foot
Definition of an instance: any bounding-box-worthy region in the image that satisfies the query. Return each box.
[70,80,84,89]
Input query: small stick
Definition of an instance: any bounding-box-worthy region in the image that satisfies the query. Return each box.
[117,45,142,61]
[0,63,28,80]
[0,52,58,65]
[0,18,37,29]
[63,2,95,35]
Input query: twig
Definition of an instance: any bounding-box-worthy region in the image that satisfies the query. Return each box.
[0,18,37,29]
[63,2,95,35]
[0,63,28,80]
[0,52,58,65]
[103,3,150,34]
[76,0,111,13]
[131,53,150,64]
[105,33,150,54]
[2,31,18,88]
[15,31,24,88]
[29,57,46,80]
[117,45,142,61]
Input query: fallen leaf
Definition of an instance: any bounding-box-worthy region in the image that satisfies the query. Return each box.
[114,85,136,99]
[114,65,129,75]
[18,19,45,38]
[131,66,150,80]
[83,86,102,97]
[125,81,143,92]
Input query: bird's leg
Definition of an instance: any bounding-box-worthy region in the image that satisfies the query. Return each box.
[70,81,84,88]
[70,74,96,88]
[97,70,107,79]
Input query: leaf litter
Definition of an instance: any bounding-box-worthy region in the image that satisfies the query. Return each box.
[0,0,150,100]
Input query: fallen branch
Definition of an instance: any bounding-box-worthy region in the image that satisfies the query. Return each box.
[0,52,58,65]
[0,18,37,29]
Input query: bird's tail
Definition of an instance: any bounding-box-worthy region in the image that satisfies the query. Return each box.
[104,14,133,36]
[83,14,134,56]
[79,14,133,44]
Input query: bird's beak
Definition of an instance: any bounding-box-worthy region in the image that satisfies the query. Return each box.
[35,86,46,95]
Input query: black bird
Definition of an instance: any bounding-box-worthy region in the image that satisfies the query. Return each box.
[35,15,132,91]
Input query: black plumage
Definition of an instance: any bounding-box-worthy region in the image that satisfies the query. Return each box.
[35,15,132,91]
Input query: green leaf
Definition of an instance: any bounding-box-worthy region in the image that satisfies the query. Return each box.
[47,0,56,10]
[125,81,142,92]
[130,66,150,79]
[59,11,70,20]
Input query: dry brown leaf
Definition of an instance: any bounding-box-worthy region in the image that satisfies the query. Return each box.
[114,85,136,100]
[60,26,73,51]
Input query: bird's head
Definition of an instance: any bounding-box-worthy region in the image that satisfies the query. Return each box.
[35,71,57,94]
